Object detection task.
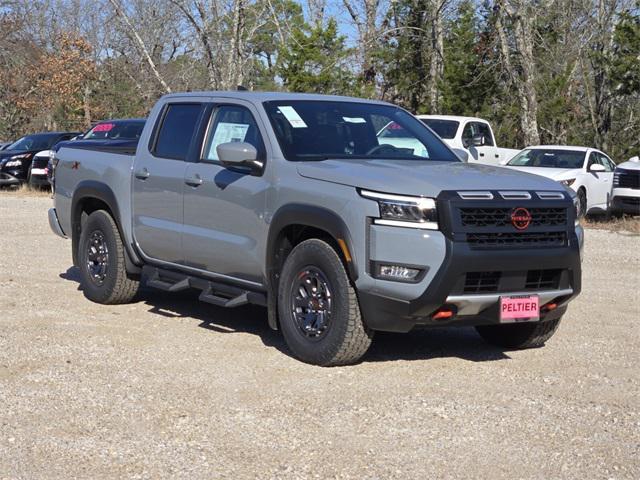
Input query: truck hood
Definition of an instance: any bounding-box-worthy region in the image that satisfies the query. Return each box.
[297,159,565,196]
[616,159,640,171]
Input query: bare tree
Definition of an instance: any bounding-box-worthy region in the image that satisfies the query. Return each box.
[107,0,172,93]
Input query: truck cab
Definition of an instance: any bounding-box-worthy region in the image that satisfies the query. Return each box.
[417,115,521,165]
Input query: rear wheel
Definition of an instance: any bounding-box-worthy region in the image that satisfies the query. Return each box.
[475,318,561,349]
[278,239,373,366]
[78,210,139,304]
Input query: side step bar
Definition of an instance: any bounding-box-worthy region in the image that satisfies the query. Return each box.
[142,266,267,308]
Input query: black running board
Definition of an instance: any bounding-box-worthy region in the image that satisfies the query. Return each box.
[142,266,267,308]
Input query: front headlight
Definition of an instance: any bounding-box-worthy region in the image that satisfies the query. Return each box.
[5,153,31,167]
[360,190,438,230]
[560,178,576,187]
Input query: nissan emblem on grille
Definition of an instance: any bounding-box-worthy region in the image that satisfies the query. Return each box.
[511,207,532,230]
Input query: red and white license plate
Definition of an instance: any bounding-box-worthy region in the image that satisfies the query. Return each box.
[500,295,539,323]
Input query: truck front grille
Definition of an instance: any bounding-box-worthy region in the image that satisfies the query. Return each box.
[466,231,566,249]
[458,269,563,294]
[460,207,566,228]
[525,269,562,290]
[463,271,501,293]
[614,169,640,189]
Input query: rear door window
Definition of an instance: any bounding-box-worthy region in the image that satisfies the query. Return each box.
[154,104,203,160]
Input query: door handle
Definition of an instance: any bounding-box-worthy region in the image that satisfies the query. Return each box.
[479,152,485,157]
[495,154,499,158]
[134,168,150,180]
[185,174,203,187]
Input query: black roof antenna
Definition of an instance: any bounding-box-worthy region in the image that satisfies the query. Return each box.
[237,85,248,91]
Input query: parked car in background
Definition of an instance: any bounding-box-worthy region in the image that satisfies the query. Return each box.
[417,115,521,165]
[610,155,640,215]
[505,146,615,216]
[48,119,146,187]
[0,132,79,187]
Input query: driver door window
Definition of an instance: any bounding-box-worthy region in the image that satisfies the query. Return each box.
[202,105,264,162]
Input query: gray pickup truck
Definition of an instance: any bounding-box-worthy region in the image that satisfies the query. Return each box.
[49,92,583,366]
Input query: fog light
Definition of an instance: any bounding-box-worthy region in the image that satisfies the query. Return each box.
[378,264,421,281]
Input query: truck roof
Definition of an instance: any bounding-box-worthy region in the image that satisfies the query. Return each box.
[526,145,591,152]
[160,91,392,106]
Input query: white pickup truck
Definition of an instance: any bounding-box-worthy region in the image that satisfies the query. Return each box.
[418,115,520,165]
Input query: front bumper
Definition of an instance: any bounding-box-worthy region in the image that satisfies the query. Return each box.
[610,189,640,214]
[48,208,67,238]
[359,238,581,332]
[0,172,21,186]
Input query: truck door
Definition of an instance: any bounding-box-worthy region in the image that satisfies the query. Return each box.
[462,121,499,164]
[181,101,269,284]
[132,102,204,263]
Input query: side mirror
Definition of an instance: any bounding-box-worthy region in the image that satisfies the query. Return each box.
[452,148,469,162]
[216,142,262,175]
[472,135,485,147]
[588,163,606,173]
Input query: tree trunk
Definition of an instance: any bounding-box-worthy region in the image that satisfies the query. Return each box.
[428,0,444,113]
[495,0,540,146]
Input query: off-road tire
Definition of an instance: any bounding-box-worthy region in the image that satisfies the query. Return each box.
[78,210,139,304]
[475,318,561,349]
[278,239,373,366]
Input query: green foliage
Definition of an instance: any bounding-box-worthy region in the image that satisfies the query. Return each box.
[611,7,640,96]
[277,19,354,94]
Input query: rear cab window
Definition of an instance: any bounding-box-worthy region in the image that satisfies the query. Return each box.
[153,103,203,160]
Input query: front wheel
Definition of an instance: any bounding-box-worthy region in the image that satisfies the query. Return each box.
[78,210,140,304]
[577,189,587,218]
[475,318,561,349]
[278,239,373,366]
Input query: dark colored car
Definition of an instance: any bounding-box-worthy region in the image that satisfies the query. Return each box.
[48,119,146,187]
[0,132,79,187]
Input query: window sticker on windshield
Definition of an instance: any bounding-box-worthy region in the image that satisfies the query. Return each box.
[278,106,308,128]
[342,117,367,124]
[207,122,250,160]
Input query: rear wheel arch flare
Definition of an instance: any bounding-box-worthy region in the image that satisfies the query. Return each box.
[70,181,141,273]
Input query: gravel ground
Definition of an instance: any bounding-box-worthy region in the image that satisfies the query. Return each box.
[1,194,639,479]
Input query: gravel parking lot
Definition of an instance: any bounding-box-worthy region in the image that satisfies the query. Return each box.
[1,194,639,479]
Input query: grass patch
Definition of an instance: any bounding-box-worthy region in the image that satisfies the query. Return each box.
[583,214,640,234]
[0,183,52,197]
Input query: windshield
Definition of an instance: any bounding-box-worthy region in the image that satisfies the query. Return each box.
[263,101,459,162]
[508,149,586,169]
[7,134,58,151]
[83,121,145,140]
[421,119,459,139]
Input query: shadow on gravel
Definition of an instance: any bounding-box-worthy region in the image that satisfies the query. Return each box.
[59,266,510,364]
[367,329,510,363]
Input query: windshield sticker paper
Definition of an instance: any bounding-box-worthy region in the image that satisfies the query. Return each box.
[208,122,249,159]
[279,106,308,128]
[342,117,367,124]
